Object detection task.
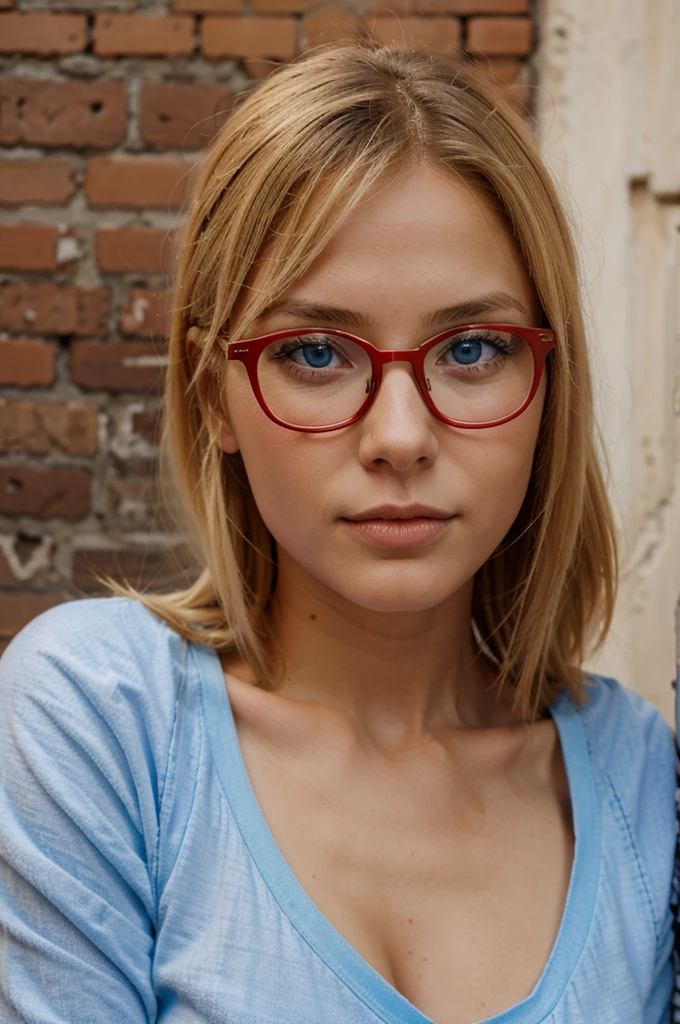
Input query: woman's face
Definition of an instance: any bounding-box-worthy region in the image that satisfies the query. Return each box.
[218,160,545,614]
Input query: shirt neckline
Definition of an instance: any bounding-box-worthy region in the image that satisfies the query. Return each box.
[193,642,601,1024]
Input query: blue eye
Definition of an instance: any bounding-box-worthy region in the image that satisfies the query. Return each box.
[300,343,334,368]
[272,335,349,372]
[441,331,511,368]
[451,338,483,365]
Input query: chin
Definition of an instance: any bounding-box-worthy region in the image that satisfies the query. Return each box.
[348,593,452,614]
[327,564,471,615]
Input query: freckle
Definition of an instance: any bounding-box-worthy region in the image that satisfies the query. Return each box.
[309,613,316,621]
[408,918,413,924]
[422,957,427,962]
[417,973,422,979]
[311,874,316,879]
[408,950,413,955]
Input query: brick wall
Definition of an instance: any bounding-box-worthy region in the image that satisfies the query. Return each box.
[0,0,535,653]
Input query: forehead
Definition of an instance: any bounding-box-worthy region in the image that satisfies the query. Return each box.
[324,160,513,251]
[238,159,537,328]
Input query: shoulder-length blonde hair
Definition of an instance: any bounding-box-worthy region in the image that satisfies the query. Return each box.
[103,41,617,720]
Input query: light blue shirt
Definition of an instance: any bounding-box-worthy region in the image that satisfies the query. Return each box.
[0,596,675,1023]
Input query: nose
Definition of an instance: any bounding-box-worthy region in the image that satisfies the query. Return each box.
[357,362,440,472]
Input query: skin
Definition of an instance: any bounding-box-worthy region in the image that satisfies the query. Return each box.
[207,160,574,1024]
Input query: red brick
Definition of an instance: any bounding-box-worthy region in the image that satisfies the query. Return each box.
[0,339,57,386]
[70,341,168,393]
[174,0,240,9]
[0,12,87,55]
[479,55,521,82]
[0,158,78,206]
[0,225,59,271]
[73,547,184,593]
[202,16,296,59]
[418,0,527,10]
[243,58,285,79]
[140,81,232,150]
[302,5,363,45]
[0,593,69,646]
[361,0,415,15]
[0,400,98,456]
[251,0,310,13]
[86,157,193,210]
[0,467,91,518]
[0,79,127,149]
[78,289,111,336]
[120,288,170,337]
[132,408,163,445]
[0,283,110,337]
[95,228,173,274]
[365,14,461,48]
[466,16,532,55]
[94,13,195,56]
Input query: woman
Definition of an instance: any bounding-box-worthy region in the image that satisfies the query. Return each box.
[0,43,675,1024]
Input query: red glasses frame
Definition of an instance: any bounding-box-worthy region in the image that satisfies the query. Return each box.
[226,323,557,432]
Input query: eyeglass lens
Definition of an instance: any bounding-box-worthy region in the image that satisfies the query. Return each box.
[256,329,535,428]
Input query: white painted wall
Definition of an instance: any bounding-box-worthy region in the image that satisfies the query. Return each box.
[535,0,680,722]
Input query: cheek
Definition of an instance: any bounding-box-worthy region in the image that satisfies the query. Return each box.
[454,379,545,542]
[247,437,331,539]
[225,366,335,542]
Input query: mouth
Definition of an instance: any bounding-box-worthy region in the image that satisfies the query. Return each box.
[343,503,454,521]
[341,507,456,548]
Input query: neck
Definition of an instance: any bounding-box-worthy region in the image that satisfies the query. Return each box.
[264,551,511,751]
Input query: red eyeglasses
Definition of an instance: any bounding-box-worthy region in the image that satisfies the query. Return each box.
[226,323,556,432]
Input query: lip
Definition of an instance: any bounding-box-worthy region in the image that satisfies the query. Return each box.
[344,503,453,521]
[343,516,453,548]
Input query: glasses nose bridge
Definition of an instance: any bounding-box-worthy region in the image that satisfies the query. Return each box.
[379,348,420,367]
[374,348,423,385]
[370,349,429,404]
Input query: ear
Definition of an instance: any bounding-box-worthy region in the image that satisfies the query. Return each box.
[213,412,240,456]
[186,325,240,456]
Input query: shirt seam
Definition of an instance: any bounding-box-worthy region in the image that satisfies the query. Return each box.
[152,636,187,911]
[605,771,659,943]
[154,639,204,919]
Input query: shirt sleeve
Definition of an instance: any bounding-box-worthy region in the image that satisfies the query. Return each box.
[637,694,676,1024]
[644,903,674,1024]
[0,600,163,1023]
[584,675,677,1023]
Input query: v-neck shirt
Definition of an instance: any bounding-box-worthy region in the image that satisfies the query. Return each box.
[0,596,675,1023]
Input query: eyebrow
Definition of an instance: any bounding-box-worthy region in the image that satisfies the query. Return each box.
[255,291,529,330]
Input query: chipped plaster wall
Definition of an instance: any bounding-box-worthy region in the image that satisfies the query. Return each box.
[535,0,680,721]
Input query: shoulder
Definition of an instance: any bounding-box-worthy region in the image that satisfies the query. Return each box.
[1,594,184,686]
[3,592,175,655]
[0,596,190,780]
[575,672,675,794]
[572,673,676,940]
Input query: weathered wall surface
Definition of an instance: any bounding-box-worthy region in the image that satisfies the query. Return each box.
[0,1,533,653]
[535,0,680,720]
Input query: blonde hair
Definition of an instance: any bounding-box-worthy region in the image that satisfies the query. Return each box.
[102,41,618,720]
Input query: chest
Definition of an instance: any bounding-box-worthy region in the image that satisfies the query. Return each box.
[234,719,575,1024]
